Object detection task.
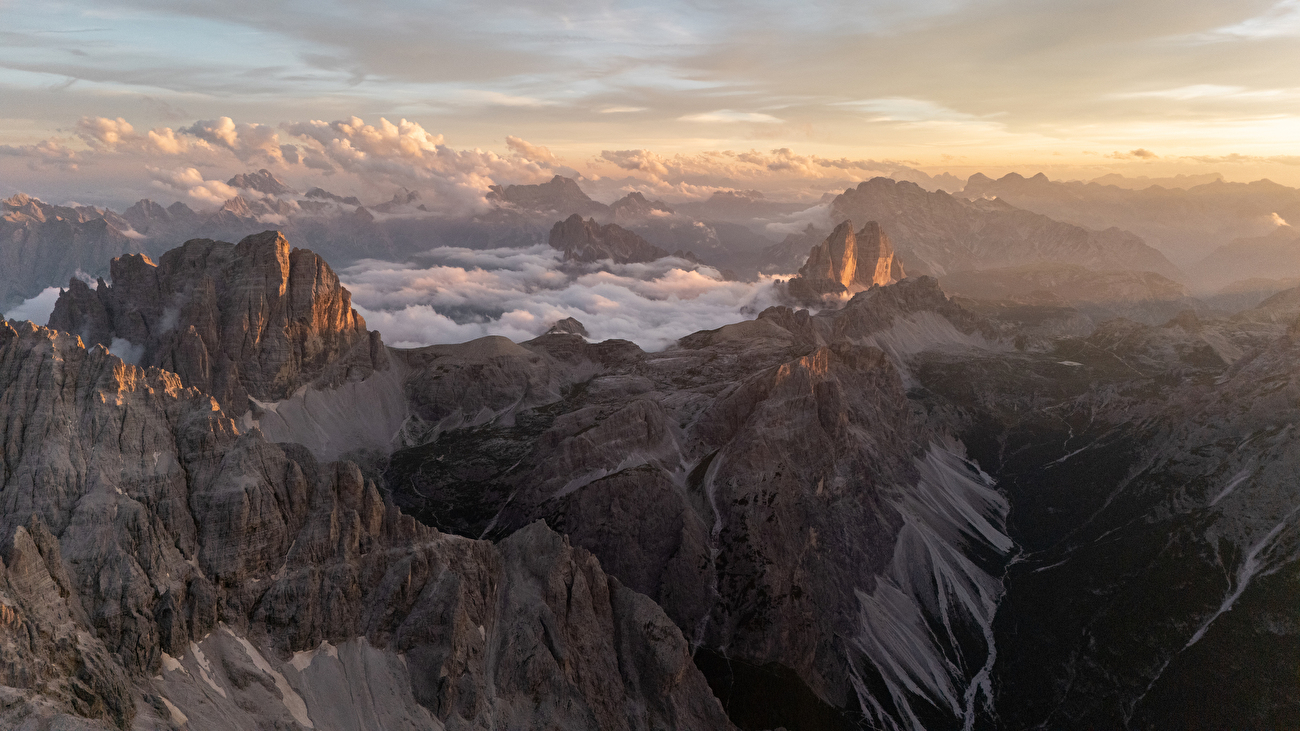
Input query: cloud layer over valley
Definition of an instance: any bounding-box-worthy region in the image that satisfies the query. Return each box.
[340,245,784,350]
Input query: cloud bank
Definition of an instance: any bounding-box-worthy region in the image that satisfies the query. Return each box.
[340,245,783,350]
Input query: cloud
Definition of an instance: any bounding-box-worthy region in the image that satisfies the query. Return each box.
[182,117,286,163]
[1112,85,1300,101]
[75,116,135,149]
[1198,0,1300,40]
[506,135,557,165]
[281,116,552,209]
[1182,153,1300,165]
[1107,148,1159,159]
[679,110,784,124]
[2,286,63,325]
[1271,212,1291,227]
[339,245,783,350]
[147,166,239,204]
[600,106,647,114]
[0,139,79,169]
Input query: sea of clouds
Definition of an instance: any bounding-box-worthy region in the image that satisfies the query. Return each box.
[341,245,785,350]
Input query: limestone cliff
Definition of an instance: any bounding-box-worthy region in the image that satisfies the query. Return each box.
[785,220,905,305]
[0,319,733,730]
[48,230,386,417]
[383,277,1011,731]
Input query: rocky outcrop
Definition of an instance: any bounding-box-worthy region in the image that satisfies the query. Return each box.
[383,277,1012,730]
[0,319,733,730]
[832,177,1182,280]
[785,220,905,303]
[548,215,672,264]
[48,230,385,417]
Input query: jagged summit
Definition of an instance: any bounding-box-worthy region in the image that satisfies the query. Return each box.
[304,186,362,206]
[546,316,590,337]
[489,175,608,216]
[48,229,385,416]
[226,168,298,196]
[548,214,671,264]
[798,220,904,290]
[783,219,905,305]
[610,191,673,219]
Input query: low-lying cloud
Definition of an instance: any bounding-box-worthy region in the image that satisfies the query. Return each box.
[340,245,782,350]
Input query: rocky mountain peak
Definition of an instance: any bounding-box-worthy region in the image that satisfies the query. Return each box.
[785,219,905,304]
[47,230,385,416]
[610,191,673,219]
[304,187,363,206]
[226,168,298,196]
[489,175,608,216]
[548,214,670,264]
[546,316,590,337]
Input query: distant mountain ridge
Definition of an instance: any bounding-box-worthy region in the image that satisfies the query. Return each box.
[831,177,1182,280]
[961,171,1300,270]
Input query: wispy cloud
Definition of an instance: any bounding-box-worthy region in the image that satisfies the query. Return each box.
[678,110,783,124]
[1198,0,1300,40]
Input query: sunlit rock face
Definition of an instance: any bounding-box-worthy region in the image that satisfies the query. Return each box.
[47,230,386,417]
[0,319,733,731]
[786,220,907,304]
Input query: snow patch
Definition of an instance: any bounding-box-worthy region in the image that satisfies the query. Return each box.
[223,625,314,728]
[189,641,227,698]
[160,652,187,674]
[159,696,188,724]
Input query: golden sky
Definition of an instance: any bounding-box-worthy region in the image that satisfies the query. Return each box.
[4,0,1300,203]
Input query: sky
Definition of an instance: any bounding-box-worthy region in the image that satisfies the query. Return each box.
[4,0,1300,207]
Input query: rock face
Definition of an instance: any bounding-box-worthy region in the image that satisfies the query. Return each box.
[786,220,905,303]
[0,319,734,730]
[0,194,143,308]
[488,175,609,216]
[610,192,673,220]
[938,262,1203,334]
[48,230,385,417]
[383,277,1012,731]
[904,283,1300,729]
[227,169,299,197]
[1186,225,1300,292]
[548,215,672,264]
[832,177,1181,280]
[962,171,1300,266]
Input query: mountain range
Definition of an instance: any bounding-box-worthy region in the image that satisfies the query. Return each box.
[5,218,1300,728]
